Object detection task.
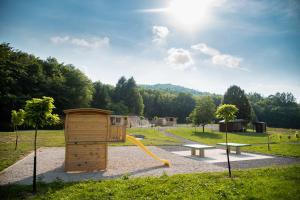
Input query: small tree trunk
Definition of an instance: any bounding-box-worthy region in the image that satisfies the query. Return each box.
[202,125,205,133]
[267,133,270,151]
[15,126,18,150]
[225,122,232,178]
[32,126,38,194]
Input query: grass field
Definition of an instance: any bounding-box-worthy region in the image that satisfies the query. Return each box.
[0,128,181,171]
[167,127,300,157]
[0,165,299,200]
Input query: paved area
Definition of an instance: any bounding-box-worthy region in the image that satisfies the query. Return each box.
[1,146,299,185]
[0,146,224,185]
[172,149,274,163]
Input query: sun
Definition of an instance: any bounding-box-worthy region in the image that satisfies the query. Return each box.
[167,0,221,30]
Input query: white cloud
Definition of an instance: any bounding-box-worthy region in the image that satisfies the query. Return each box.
[50,36,110,49]
[212,54,242,69]
[50,36,70,44]
[191,43,245,70]
[166,48,194,70]
[191,43,219,56]
[152,26,169,44]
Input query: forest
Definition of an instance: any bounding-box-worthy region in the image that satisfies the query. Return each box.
[1,43,300,130]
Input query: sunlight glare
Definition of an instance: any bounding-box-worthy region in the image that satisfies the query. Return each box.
[168,0,222,31]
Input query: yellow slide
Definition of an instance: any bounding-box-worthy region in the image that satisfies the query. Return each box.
[126,135,171,167]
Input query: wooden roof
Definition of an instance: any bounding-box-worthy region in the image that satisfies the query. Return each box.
[64,108,112,115]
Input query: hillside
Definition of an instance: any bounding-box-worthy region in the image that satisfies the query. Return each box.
[139,83,210,96]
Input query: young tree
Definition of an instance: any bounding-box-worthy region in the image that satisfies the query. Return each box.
[24,97,59,193]
[189,96,216,132]
[11,109,25,150]
[215,104,238,178]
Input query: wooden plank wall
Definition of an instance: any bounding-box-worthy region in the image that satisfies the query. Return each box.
[65,112,109,172]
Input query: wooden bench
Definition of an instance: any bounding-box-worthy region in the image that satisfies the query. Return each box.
[216,143,251,155]
[183,144,215,157]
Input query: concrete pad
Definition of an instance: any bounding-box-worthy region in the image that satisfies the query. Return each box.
[171,149,274,163]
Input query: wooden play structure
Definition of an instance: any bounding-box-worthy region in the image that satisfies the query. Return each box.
[64,108,170,172]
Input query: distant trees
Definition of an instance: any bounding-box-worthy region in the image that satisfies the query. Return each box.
[223,85,251,122]
[91,77,144,116]
[140,89,196,123]
[189,96,216,132]
[173,93,195,123]
[2,43,300,130]
[0,43,93,130]
[248,92,300,128]
[91,81,113,109]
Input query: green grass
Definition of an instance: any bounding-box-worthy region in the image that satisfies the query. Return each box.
[0,128,181,171]
[121,127,181,146]
[1,165,299,200]
[0,130,65,171]
[167,127,300,157]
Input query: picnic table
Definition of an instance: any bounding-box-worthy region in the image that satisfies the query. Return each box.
[216,143,251,155]
[183,144,215,157]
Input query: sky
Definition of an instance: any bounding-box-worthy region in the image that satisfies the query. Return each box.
[1,0,300,100]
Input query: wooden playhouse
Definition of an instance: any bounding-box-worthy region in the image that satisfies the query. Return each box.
[64,108,126,172]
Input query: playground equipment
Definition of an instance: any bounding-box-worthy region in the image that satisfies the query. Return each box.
[64,108,170,172]
[126,135,170,166]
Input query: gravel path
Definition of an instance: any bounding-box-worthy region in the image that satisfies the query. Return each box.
[1,145,299,185]
[0,146,224,185]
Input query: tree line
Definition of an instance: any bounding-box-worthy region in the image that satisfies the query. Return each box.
[1,43,300,130]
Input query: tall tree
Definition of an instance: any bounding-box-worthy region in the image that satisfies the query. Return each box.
[113,77,144,115]
[173,93,196,123]
[215,104,238,178]
[189,96,215,132]
[223,85,251,122]
[125,77,144,115]
[24,97,59,193]
[91,81,113,109]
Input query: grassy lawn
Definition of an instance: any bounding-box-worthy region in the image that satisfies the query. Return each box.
[167,127,300,157]
[0,130,65,172]
[121,128,181,146]
[0,165,299,200]
[0,128,180,171]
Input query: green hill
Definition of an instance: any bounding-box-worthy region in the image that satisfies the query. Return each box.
[139,83,210,96]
